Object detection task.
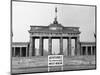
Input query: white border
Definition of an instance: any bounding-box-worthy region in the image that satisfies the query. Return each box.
[0,0,99,75]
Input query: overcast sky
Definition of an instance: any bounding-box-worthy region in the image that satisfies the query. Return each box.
[12,1,95,54]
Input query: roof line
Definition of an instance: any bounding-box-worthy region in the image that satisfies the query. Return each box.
[12,42,29,43]
[80,42,95,43]
[30,26,48,27]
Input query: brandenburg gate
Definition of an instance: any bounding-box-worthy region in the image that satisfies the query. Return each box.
[29,19,80,56]
[28,7,81,56]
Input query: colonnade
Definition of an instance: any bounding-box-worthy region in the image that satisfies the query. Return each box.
[12,38,96,57]
[29,36,80,56]
[80,46,96,55]
[12,47,28,57]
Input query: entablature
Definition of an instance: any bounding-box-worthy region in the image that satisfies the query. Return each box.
[30,32,80,38]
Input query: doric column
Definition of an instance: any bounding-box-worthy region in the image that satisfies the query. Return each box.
[85,46,88,55]
[27,44,30,57]
[20,47,22,57]
[26,47,28,57]
[67,37,71,56]
[75,37,80,56]
[29,37,32,56]
[91,46,93,55]
[29,37,35,56]
[48,37,52,55]
[80,46,82,55]
[14,47,15,57]
[94,46,96,55]
[59,37,63,55]
[39,37,43,56]
[92,46,96,55]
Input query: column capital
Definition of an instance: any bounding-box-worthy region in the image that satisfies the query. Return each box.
[39,36,43,38]
[49,37,52,38]
[68,37,71,39]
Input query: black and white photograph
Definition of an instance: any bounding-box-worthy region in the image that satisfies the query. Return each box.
[11,0,96,74]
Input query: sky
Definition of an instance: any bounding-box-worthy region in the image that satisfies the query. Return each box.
[12,1,96,54]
